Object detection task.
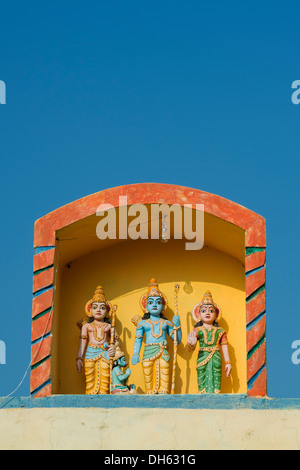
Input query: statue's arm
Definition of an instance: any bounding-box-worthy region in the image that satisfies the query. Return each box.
[168,318,182,345]
[133,324,144,354]
[116,370,131,381]
[220,332,232,377]
[76,323,88,373]
[131,323,144,364]
[104,323,116,357]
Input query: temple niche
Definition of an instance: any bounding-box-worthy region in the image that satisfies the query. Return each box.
[30,183,266,398]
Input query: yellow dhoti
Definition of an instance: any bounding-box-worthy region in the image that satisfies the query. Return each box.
[84,345,110,395]
[142,342,170,394]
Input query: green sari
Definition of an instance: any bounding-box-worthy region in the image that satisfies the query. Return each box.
[196,326,226,394]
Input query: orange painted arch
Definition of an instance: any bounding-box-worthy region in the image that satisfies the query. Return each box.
[34,183,266,248]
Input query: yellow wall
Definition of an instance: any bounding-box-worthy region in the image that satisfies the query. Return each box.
[51,235,246,395]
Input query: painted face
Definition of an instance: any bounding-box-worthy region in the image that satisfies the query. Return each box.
[147,296,164,316]
[91,302,107,321]
[199,304,217,324]
[119,356,127,367]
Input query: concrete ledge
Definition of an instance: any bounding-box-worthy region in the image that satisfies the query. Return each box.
[1,394,300,410]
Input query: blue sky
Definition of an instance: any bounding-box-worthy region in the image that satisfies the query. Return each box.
[0,1,299,398]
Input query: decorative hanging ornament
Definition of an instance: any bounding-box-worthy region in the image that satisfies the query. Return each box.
[160,214,169,243]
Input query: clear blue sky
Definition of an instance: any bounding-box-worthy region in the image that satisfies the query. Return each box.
[0,1,299,398]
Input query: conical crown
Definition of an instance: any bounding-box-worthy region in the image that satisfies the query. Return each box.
[146,278,162,297]
[85,285,112,318]
[114,346,125,362]
[91,285,107,304]
[200,290,214,306]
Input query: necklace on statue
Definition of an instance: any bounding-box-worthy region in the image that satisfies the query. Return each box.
[148,318,164,339]
[91,322,106,342]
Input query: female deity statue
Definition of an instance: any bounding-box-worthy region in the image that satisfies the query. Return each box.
[131,278,182,394]
[187,290,232,394]
[76,285,116,395]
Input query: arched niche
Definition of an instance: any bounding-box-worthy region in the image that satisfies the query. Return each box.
[30,183,266,398]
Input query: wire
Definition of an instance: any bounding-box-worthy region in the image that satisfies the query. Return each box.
[0,308,53,407]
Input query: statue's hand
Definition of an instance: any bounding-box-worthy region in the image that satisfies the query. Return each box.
[107,345,115,358]
[76,358,83,373]
[225,363,232,377]
[172,315,181,328]
[188,330,197,347]
[131,354,140,365]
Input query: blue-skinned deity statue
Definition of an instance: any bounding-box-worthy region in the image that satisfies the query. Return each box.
[131,278,182,394]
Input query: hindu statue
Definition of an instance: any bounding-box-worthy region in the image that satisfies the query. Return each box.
[76,285,117,395]
[131,278,182,394]
[111,346,137,395]
[187,290,232,394]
